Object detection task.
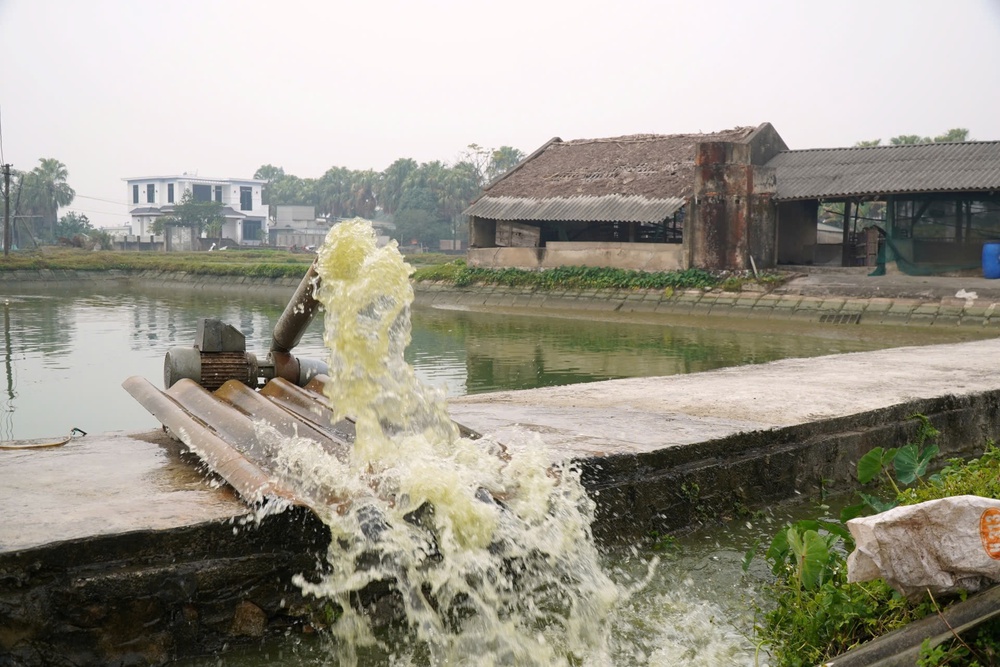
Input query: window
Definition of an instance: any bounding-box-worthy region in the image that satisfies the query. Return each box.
[167,183,174,203]
[192,184,211,202]
[132,184,139,204]
[146,184,155,203]
[214,185,222,203]
[240,186,252,211]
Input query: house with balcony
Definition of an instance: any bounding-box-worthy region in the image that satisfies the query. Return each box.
[123,174,268,247]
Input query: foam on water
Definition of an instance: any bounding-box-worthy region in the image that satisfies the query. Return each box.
[262,219,755,666]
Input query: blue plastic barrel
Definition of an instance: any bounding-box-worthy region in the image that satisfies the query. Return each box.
[984,242,1000,279]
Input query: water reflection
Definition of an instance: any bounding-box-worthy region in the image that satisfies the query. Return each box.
[0,285,990,442]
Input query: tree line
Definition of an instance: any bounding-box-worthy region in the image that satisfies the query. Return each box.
[254,144,525,247]
[853,127,970,147]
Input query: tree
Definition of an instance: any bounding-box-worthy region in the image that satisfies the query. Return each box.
[253,164,286,217]
[486,146,526,183]
[932,128,969,143]
[17,158,75,242]
[154,190,223,242]
[854,139,881,147]
[394,186,448,247]
[379,158,418,216]
[889,128,971,145]
[56,212,93,238]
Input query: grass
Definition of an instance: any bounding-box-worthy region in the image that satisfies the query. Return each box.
[0,247,315,278]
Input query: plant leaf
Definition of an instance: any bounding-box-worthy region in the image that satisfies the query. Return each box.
[840,502,869,523]
[788,528,830,590]
[858,447,889,484]
[766,529,791,575]
[915,444,940,478]
[894,444,920,484]
[860,492,897,514]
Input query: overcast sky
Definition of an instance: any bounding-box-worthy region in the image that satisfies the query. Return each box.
[2,0,999,227]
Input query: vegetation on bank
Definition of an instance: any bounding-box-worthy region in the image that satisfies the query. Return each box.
[0,248,317,278]
[411,259,786,292]
[755,417,1000,666]
[2,250,788,292]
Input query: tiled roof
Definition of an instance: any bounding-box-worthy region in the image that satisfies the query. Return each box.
[767,142,1000,200]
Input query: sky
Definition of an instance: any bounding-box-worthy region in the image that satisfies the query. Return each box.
[1,0,999,228]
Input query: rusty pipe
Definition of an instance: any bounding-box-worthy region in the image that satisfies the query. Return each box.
[272,262,321,355]
[269,261,327,386]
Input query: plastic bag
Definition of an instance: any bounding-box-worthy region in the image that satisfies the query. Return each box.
[847,495,1000,598]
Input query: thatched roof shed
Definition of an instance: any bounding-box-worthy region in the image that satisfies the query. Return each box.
[465,126,757,223]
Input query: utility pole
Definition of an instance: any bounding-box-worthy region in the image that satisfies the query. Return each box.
[2,164,11,258]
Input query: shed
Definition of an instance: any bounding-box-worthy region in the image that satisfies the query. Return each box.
[465,123,787,272]
[767,142,1000,273]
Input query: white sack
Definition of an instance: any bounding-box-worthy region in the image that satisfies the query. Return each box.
[847,495,1000,598]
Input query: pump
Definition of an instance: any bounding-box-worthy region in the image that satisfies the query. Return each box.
[162,263,328,390]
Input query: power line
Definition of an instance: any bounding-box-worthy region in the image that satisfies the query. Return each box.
[75,193,127,206]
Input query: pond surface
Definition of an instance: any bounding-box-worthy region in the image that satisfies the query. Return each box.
[1,284,986,442]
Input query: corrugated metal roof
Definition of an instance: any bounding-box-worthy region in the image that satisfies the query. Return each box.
[464,194,686,223]
[768,142,1000,200]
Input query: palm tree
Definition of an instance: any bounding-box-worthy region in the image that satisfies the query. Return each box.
[342,170,375,219]
[378,158,417,216]
[19,159,75,242]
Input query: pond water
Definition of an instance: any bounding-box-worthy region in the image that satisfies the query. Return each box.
[1,284,986,443]
[1,282,987,665]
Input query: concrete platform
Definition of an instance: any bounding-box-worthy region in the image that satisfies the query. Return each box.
[0,431,244,553]
[447,337,1000,460]
[4,337,1000,663]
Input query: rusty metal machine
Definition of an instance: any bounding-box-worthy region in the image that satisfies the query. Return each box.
[162,263,328,391]
[124,263,344,507]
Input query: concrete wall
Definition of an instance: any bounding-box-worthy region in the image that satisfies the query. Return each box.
[467,242,684,272]
[777,200,819,264]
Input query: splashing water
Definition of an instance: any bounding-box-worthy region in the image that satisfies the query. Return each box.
[271,219,625,666]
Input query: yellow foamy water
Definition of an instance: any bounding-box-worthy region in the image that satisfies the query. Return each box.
[271,219,623,665]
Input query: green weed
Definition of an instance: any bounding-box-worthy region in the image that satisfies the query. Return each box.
[753,415,1000,666]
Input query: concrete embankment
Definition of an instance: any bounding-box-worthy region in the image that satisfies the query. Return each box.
[414,270,1000,327]
[8,266,1000,325]
[449,336,1000,540]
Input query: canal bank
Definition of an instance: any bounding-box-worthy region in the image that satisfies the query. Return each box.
[414,268,1000,328]
[7,265,1000,327]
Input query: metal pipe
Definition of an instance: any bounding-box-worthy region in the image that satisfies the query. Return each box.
[271,262,321,354]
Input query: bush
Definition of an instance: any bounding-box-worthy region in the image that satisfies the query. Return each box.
[412,263,723,291]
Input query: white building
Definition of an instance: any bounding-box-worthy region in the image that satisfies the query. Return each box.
[123,174,268,246]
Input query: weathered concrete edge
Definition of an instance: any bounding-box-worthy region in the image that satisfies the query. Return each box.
[0,506,337,665]
[580,390,1000,542]
[414,282,1000,328]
